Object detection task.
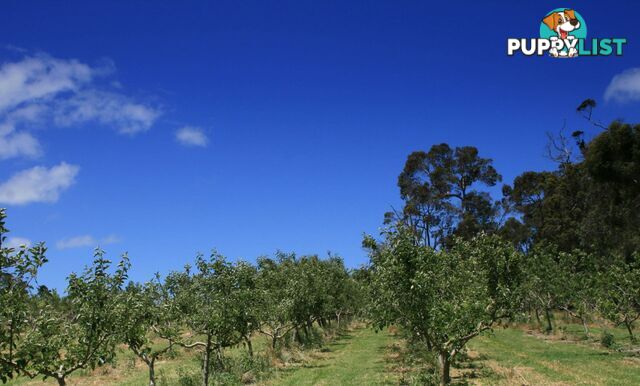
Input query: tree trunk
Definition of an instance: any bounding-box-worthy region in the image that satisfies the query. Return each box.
[56,376,66,386]
[534,308,541,328]
[294,327,303,344]
[544,308,553,333]
[625,320,636,342]
[148,357,157,386]
[202,334,212,386]
[438,352,451,385]
[244,336,254,357]
[215,344,224,370]
[581,318,590,337]
[272,335,278,350]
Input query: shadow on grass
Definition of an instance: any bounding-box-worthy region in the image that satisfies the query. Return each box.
[378,335,502,386]
[272,361,331,379]
[333,333,354,341]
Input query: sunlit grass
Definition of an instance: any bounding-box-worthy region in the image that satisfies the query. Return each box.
[6,322,640,385]
[466,326,640,385]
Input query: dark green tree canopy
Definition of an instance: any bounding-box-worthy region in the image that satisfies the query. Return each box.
[395,143,502,248]
[505,119,640,259]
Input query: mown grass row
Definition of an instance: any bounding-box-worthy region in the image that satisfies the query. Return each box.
[385,319,640,385]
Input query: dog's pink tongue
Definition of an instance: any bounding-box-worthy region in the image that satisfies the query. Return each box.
[560,30,568,39]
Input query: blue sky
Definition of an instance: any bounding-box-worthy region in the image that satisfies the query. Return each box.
[1,1,640,290]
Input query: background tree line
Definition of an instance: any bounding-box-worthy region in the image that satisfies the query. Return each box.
[365,100,640,385]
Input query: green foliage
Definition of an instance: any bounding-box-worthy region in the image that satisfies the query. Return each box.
[520,244,564,332]
[121,274,183,385]
[255,252,359,350]
[394,144,502,249]
[208,351,272,385]
[583,121,640,258]
[0,209,48,383]
[600,331,616,348]
[10,248,130,385]
[171,252,254,348]
[165,252,263,385]
[505,120,640,260]
[555,250,598,335]
[2,209,131,385]
[366,227,522,384]
[255,252,299,349]
[157,366,201,386]
[500,111,640,344]
[596,254,640,342]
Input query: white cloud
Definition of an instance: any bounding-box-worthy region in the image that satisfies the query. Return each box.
[604,68,640,103]
[56,234,120,250]
[0,54,161,160]
[6,237,32,249]
[56,235,95,249]
[0,162,79,205]
[0,104,48,159]
[0,130,41,159]
[0,55,93,113]
[6,104,48,123]
[176,126,208,147]
[54,90,161,135]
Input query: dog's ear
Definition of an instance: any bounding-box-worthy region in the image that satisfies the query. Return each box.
[542,13,558,31]
[564,9,576,20]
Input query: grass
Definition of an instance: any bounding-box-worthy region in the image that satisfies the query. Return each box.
[263,324,640,385]
[465,327,640,385]
[3,346,202,386]
[3,334,258,386]
[5,322,640,385]
[265,327,397,386]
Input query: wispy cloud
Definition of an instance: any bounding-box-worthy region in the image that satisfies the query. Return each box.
[56,234,120,250]
[0,101,48,160]
[176,126,209,147]
[0,54,161,160]
[0,162,79,205]
[6,237,32,249]
[604,68,640,103]
[53,90,161,135]
[0,55,93,113]
[0,129,41,159]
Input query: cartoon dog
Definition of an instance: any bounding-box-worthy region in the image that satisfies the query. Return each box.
[542,9,581,57]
